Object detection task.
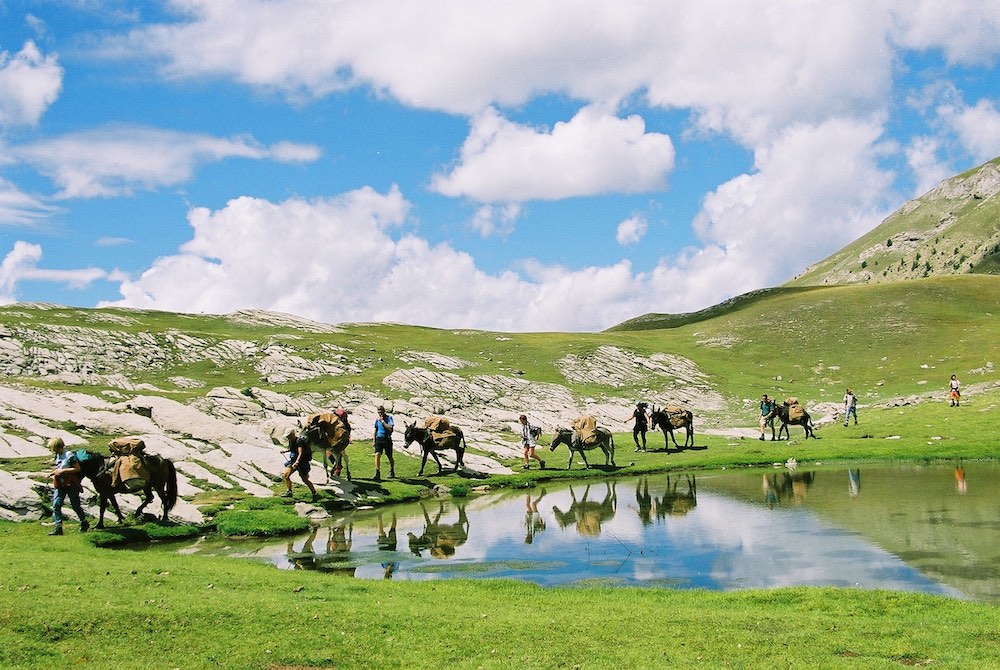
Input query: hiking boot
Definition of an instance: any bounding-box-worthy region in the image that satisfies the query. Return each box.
[374,470,381,482]
[759,435,765,441]
[79,519,90,533]
[539,460,546,469]
[523,464,530,470]
[48,526,63,536]
[280,490,293,498]
[311,492,319,502]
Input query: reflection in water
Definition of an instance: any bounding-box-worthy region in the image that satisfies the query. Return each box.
[552,482,617,536]
[377,512,399,578]
[762,471,816,508]
[286,524,355,575]
[407,501,469,558]
[175,462,1000,603]
[524,490,547,544]
[655,475,697,519]
[636,475,698,522]
[956,464,967,495]
[848,469,861,498]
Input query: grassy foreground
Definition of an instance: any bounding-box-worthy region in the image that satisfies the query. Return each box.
[3,518,1000,670]
[5,393,1000,669]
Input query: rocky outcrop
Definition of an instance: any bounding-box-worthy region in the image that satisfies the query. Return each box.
[0,309,733,523]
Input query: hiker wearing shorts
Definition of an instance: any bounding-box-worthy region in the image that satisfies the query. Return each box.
[759,394,776,441]
[519,414,545,470]
[281,429,318,500]
[949,375,961,406]
[373,405,395,481]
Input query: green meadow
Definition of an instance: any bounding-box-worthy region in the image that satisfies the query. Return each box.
[3,275,1000,668]
[4,392,1000,669]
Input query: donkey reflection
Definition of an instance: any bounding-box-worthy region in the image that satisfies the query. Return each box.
[407,501,470,558]
[636,475,697,524]
[286,522,355,575]
[551,482,617,537]
[762,471,816,508]
[654,474,697,520]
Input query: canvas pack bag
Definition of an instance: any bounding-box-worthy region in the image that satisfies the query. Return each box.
[572,415,599,446]
[306,412,351,449]
[108,436,146,457]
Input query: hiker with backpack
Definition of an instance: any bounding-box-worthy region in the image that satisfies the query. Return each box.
[949,375,961,406]
[280,428,318,501]
[46,437,89,535]
[759,394,777,441]
[518,414,545,470]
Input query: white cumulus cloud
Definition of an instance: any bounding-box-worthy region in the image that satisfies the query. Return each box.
[616,215,648,245]
[0,41,62,129]
[432,107,674,202]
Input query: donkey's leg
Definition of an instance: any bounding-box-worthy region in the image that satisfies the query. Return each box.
[107,494,125,524]
[135,487,153,518]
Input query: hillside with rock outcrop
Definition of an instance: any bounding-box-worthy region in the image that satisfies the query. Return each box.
[0,304,733,523]
[787,155,1000,287]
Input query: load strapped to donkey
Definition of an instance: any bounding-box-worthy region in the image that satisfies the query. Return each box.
[549,415,616,469]
[402,415,467,475]
[301,409,352,480]
[75,436,179,528]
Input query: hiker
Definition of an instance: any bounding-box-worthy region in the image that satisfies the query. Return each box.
[519,414,545,470]
[949,375,961,406]
[843,388,858,426]
[281,428,318,501]
[624,402,650,452]
[759,394,777,441]
[46,437,89,535]
[373,405,395,481]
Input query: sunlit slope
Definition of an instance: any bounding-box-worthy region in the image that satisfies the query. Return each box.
[786,156,1000,287]
[3,276,998,419]
[609,275,1000,403]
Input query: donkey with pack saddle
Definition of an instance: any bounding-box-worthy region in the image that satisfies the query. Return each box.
[77,437,179,528]
[549,415,616,470]
[403,415,467,476]
[296,410,353,481]
[649,405,695,450]
[767,399,816,440]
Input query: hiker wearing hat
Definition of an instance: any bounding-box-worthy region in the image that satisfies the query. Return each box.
[46,437,89,535]
[624,402,651,452]
[373,406,395,481]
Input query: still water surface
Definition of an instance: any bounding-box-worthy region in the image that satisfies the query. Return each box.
[179,461,1000,602]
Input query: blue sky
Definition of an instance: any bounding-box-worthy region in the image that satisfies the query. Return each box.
[1,1,999,331]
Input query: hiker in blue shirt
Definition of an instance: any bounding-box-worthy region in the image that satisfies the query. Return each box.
[373,406,395,481]
[47,437,89,535]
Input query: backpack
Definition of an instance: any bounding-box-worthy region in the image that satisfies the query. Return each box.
[529,425,542,439]
[74,449,103,467]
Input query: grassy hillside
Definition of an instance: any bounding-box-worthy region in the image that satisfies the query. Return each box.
[3,275,999,425]
[787,155,1000,287]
